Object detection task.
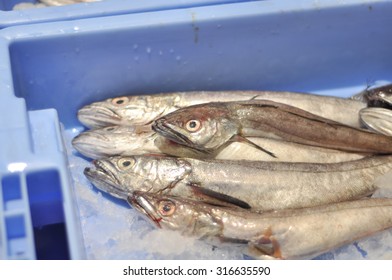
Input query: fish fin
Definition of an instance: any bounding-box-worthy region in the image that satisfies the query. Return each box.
[231,135,277,158]
[246,246,279,260]
[188,183,251,209]
[219,236,249,245]
[247,240,282,260]
[249,95,261,101]
[238,100,345,127]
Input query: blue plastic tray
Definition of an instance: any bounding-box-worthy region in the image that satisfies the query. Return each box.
[0,0,256,29]
[1,0,392,259]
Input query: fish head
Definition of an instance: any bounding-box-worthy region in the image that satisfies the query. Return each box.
[366,84,392,107]
[72,125,156,159]
[152,103,239,152]
[83,155,151,199]
[77,95,169,128]
[128,191,221,237]
[84,155,191,199]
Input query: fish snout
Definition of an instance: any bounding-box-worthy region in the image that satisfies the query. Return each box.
[77,105,122,128]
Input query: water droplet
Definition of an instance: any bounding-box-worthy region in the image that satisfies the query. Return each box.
[216,24,222,29]
[176,55,181,61]
[75,48,80,53]
[133,44,138,50]
[169,49,174,54]
[134,56,139,61]
[73,26,80,31]
[146,47,152,54]
[159,50,163,56]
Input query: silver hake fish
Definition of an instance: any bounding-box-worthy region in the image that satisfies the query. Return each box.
[72,125,364,162]
[129,192,392,260]
[77,91,366,128]
[152,100,392,155]
[83,154,392,211]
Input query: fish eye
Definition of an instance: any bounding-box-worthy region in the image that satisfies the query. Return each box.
[158,200,176,216]
[104,127,115,131]
[185,119,202,132]
[112,97,129,106]
[118,158,135,170]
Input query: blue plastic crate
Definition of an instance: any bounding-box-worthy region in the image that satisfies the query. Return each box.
[1,0,392,259]
[0,106,85,259]
[0,0,257,29]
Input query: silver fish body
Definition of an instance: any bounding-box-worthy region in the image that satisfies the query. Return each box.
[72,124,364,162]
[152,100,392,154]
[360,107,392,137]
[129,192,392,259]
[84,154,392,211]
[77,91,366,128]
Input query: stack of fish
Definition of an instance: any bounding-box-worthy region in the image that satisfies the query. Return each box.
[73,85,392,259]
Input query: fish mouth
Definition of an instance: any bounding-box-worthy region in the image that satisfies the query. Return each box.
[127,192,162,228]
[77,105,122,128]
[83,160,127,199]
[152,119,208,153]
[72,132,116,159]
